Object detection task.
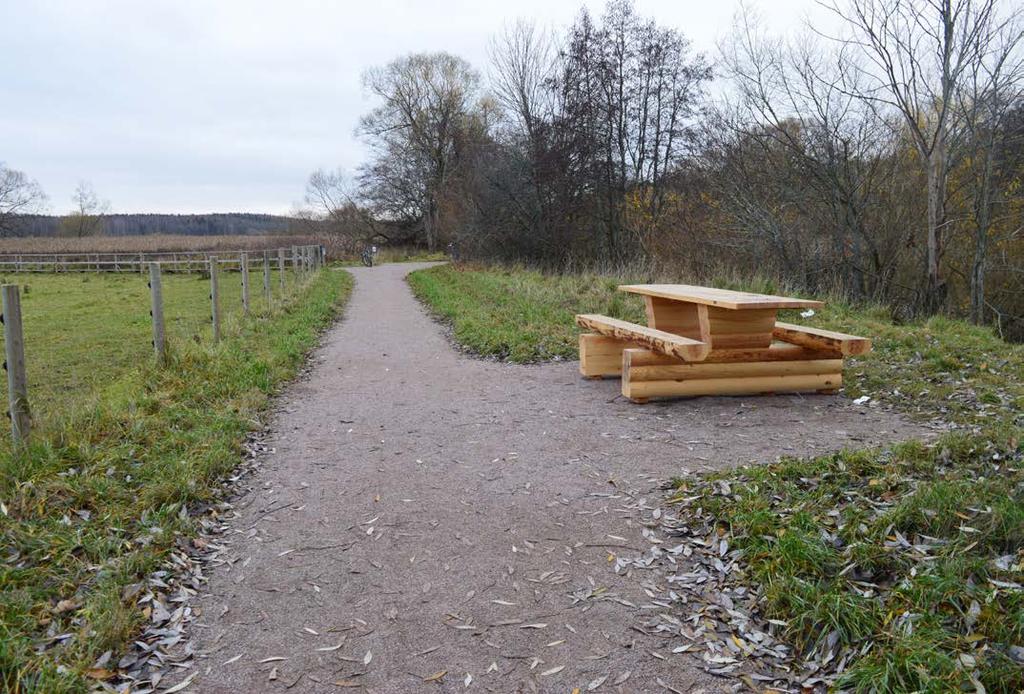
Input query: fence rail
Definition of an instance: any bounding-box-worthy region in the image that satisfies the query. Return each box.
[0,245,325,274]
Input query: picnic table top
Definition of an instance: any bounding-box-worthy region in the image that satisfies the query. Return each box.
[618,284,825,310]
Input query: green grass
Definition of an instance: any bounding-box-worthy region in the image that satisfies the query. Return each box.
[408,264,645,361]
[669,435,1024,692]
[408,264,1023,430]
[410,262,1024,690]
[0,268,352,693]
[0,269,294,420]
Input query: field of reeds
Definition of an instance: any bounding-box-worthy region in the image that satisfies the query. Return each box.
[0,234,318,255]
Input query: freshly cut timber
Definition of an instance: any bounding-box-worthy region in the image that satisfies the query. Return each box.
[621,348,843,401]
[576,284,870,401]
[627,342,842,365]
[579,333,636,378]
[575,314,710,362]
[773,322,871,356]
[619,284,823,310]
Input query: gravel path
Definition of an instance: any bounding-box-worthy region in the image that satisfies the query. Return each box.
[185,263,928,693]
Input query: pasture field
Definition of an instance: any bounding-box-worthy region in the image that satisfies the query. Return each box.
[0,268,352,693]
[410,263,1024,691]
[0,269,289,421]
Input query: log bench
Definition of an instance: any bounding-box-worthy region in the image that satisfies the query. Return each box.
[576,285,870,402]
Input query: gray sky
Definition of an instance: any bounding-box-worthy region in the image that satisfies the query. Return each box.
[0,0,824,215]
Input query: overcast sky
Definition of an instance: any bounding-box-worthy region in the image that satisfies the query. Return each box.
[0,0,827,215]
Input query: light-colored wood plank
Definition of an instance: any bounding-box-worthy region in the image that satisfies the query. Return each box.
[627,358,843,382]
[626,342,842,366]
[579,333,637,377]
[773,322,872,356]
[705,305,776,348]
[620,284,824,310]
[644,297,711,342]
[622,367,842,400]
[576,314,710,361]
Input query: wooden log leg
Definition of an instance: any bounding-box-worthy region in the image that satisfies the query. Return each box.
[579,333,637,378]
[622,347,843,400]
[706,306,777,349]
[626,373,843,399]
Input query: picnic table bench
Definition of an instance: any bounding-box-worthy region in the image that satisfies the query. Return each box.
[576,284,871,403]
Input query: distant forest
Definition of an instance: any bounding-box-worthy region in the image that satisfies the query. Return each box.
[11,213,296,238]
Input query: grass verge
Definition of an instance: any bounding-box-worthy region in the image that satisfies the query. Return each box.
[0,269,352,693]
[410,262,1024,689]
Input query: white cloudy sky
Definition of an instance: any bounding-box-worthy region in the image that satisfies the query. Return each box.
[0,0,828,215]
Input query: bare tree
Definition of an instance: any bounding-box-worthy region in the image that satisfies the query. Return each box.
[358,52,482,250]
[489,20,556,139]
[60,181,110,238]
[826,0,1011,311]
[0,163,47,237]
[716,11,911,298]
[295,169,379,254]
[955,7,1024,322]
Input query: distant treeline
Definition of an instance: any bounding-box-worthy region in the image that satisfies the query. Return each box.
[11,213,296,238]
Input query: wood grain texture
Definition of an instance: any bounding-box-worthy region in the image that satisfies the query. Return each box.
[627,358,843,382]
[576,314,710,361]
[627,343,843,365]
[773,322,872,356]
[644,297,711,342]
[623,373,842,399]
[579,333,637,377]
[619,284,824,309]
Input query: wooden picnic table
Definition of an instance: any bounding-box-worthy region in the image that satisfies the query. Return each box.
[575,284,871,403]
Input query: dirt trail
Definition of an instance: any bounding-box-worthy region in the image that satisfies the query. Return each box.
[185,262,927,693]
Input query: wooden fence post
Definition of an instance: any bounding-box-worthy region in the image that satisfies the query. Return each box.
[278,248,286,292]
[240,252,250,314]
[210,258,221,343]
[262,251,271,303]
[148,263,166,364]
[2,285,30,445]
[291,246,298,273]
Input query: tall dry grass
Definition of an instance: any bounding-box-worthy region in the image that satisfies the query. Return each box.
[0,234,319,255]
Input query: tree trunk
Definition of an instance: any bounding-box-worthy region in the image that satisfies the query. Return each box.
[924,144,948,313]
[970,237,986,324]
[970,146,995,324]
[424,198,439,251]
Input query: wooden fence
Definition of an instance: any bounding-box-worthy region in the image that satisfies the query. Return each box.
[0,245,325,274]
[0,244,327,446]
